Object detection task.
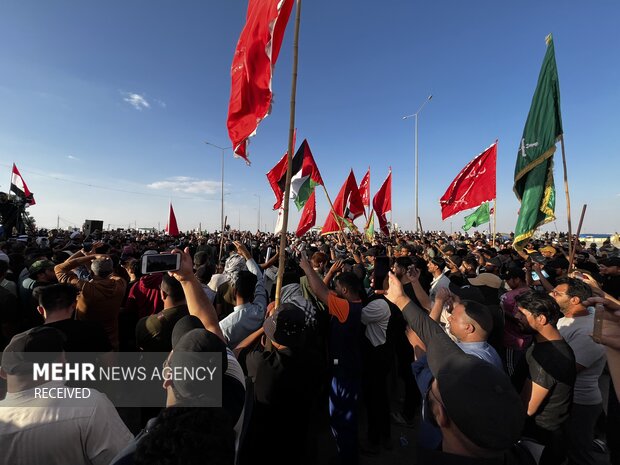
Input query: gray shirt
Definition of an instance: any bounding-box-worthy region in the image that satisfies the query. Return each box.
[557,313,606,405]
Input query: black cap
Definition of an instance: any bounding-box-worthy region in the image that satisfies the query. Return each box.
[432,354,525,451]
[263,303,307,347]
[501,266,525,281]
[448,283,486,304]
[167,318,228,401]
[363,247,378,257]
[1,326,65,375]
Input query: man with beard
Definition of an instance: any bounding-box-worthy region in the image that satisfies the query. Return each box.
[551,278,606,465]
[514,290,576,465]
[410,290,503,451]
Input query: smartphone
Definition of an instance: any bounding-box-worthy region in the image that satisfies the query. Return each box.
[372,256,390,291]
[531,270,550,281]
[141,253,181,274]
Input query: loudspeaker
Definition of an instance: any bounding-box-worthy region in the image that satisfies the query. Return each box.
[84,220,104,236]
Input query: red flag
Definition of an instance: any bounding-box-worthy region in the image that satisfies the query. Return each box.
[165,203,179,237]
[321,170,365,234]
[358,168,370,208]
[226,0,294,164]
[296,189,316,237]
[372,170,392,235]
[439,141,497,220]
[10,164,36,206]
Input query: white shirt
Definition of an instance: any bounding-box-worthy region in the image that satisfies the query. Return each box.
[361,299,390,347]
[219,258,267,348]
[557,313,607,405]
[429,273,451,306]
[0,381,133,465]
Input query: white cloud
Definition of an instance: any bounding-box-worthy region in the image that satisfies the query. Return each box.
[148,177,220,194]
[122,92,151,111]
[67,155,80,161]
[154,98,167,108]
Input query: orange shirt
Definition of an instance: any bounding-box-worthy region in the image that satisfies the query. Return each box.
[327,292,362,323]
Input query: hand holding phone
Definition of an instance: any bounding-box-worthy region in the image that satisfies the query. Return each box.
[141,253,181,274]
[372,256,390,291]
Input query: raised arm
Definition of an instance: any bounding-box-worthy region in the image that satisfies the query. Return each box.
[406,265,432,311]
[299,252,331,305]
[385,272,465,378]
[169,248,225,342]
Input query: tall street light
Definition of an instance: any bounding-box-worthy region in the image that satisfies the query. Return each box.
[204,141,232,233]
[403,94,433,232]
[253,194,261,232]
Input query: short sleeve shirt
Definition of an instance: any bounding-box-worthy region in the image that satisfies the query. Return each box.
[525,339,576,430]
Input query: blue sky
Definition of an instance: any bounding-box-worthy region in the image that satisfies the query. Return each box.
[1,0,618,234]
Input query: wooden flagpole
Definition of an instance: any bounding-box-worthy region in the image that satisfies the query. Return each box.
[568,204,587,271]
[274,0,303,310]
[560,135,573,259]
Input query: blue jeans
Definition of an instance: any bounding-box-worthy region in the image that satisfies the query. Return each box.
[329,376,360,465]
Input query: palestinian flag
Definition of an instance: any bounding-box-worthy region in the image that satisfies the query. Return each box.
[11,164,35,206]
[266,139,323,210]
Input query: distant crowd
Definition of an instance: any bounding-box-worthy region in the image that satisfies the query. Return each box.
[1,226,619,465]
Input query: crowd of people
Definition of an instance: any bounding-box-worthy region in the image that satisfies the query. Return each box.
[0,225,619,465]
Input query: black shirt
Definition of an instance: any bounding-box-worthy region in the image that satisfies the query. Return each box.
[46,318,112,352]
[240,346,321,465]
[525,339,576,431]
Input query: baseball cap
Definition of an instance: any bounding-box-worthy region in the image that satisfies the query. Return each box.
[1,326,66,375]
[28,259,56,279]
[500,266,525,281]
[263,303,307,347]
[363,247,378,257]
[468,272,503,289]
[484,256,503,269]
[448,283,486,304]
[167,316,228,401]
[431,354,525,451]
[540,245,556,254]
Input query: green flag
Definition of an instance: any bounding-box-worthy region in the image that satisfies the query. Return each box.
[462,202,490,231]
[513,34,563,251]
